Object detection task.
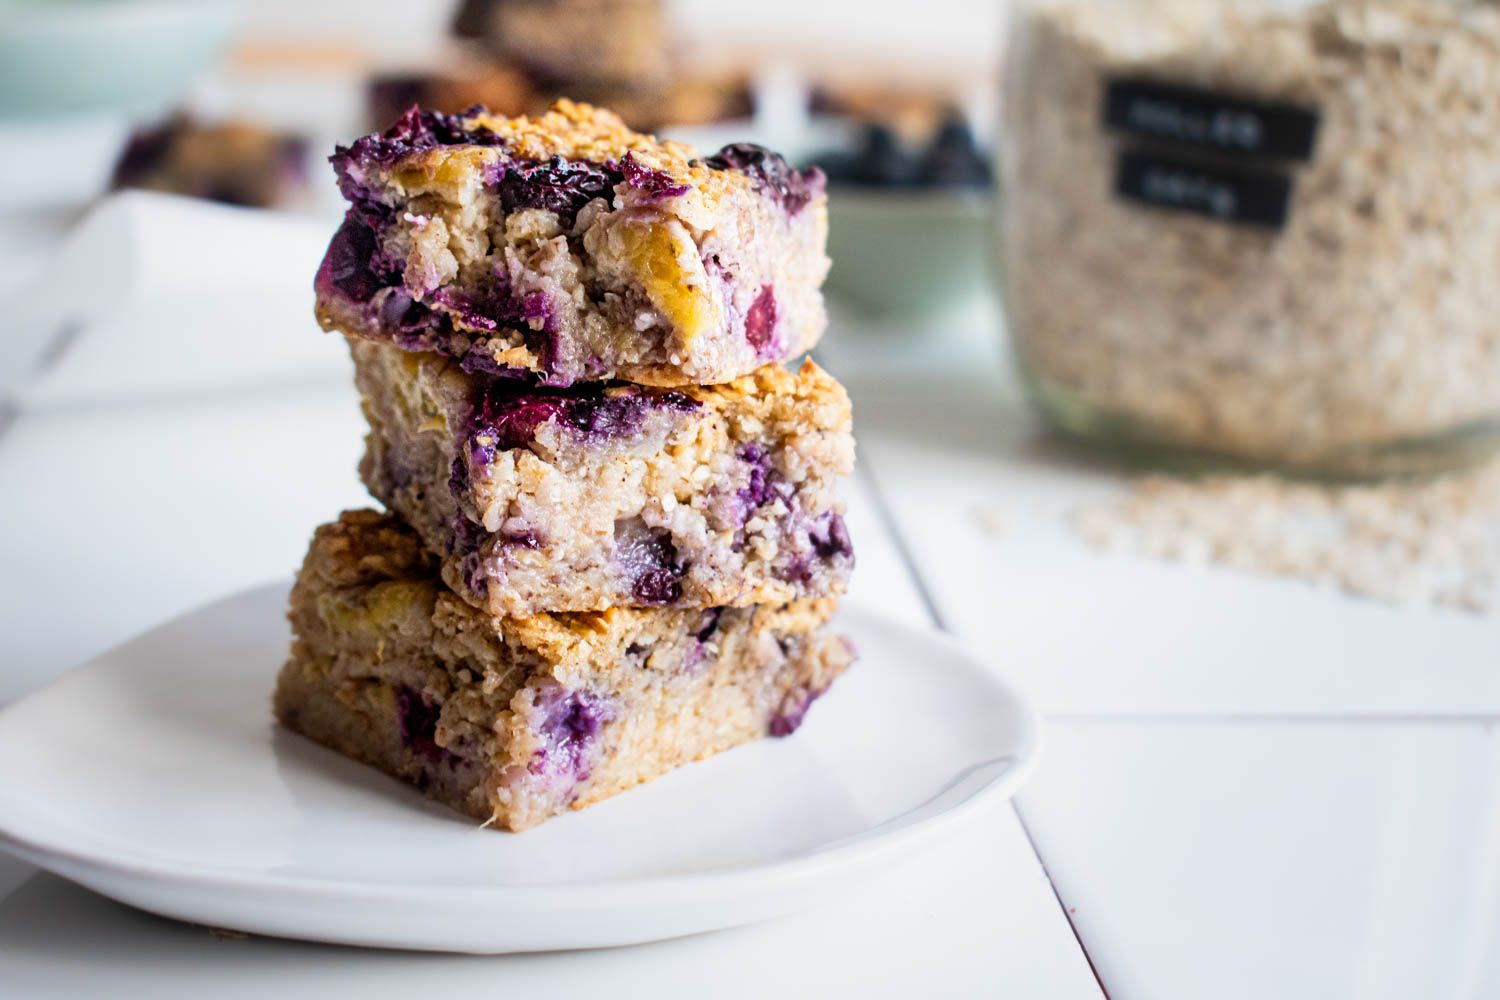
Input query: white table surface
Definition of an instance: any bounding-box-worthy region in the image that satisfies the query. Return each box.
[1,195,1496,1000]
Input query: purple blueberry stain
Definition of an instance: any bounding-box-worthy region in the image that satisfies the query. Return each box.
[614,517,684,605]
[396,686,464,765]
[520,290,552,326]
[476,395,571,450]
[568,395,649,442]
[448,453,471,498]
[491,153,619,227]
[446,509,540,597]
[703,251,732,283]
[744,284,780,358]
[431,287,501,333]
[316,215,390,303]
[529,684,612,783]
[378,287,436,334]
[429,274,555,342]
[448,512,487,554]
[735,444,770,508]
[616,152,691,199]
[448,420,502,499]
[331,105,503,202]
[704,143,824,215]
[314,213,464,354]
[679,606,725,673]
[781,512,854,585]
[770,684,826,738]
[536,331,571,386]
[730,442,796,546]
[446,514,492,598]
[695,607,725,643]
[329,106,505,234]
[501,527,540,548]
[469,433,499,477]
[810,512,853,560]
[466,382,697,458]
[458,347,534,380]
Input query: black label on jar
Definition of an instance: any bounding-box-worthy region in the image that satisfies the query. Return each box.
[1104,79,1320,163]
[1115,151,1292,230]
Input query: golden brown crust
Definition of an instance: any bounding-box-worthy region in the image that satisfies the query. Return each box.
[300,510,840,653]
[678,358,853,435]
[297,509,437,589]
[384,100,750,212]
[457,99,738,197]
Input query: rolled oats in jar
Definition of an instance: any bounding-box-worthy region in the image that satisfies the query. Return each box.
[999,0,1500,476]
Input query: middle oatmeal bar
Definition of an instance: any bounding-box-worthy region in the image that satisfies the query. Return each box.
[315,99,829,388]
[353,338,854,617]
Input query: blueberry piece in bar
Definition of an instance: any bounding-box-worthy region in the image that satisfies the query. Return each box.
[352,338,855,616]
[315,100,829,388]
[273,510,854,831]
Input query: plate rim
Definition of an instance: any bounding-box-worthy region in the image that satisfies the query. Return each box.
[0,583,1042,911]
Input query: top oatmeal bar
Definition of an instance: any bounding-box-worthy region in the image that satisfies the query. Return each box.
[315,99,829,388]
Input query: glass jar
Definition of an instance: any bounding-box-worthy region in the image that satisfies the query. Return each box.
[998,0,1500,477]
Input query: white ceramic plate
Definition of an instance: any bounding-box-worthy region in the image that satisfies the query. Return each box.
[0,583,1040,954]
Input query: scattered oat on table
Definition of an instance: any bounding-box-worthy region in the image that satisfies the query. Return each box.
[971,506,1008,540]
[1073,459,1500,612]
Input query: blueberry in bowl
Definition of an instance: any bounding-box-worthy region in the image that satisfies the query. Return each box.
[808,116,995,319]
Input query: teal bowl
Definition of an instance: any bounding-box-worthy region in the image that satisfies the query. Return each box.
[0,1,238,120]
[824,186,997,320]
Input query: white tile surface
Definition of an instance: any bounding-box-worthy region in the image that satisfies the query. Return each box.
[1018,720,1500,1000]
[840,364,1500,717]
[7,193,344,405]
[0,798,1100,1000]
[825,312,1500,998]
[0,385,368,704]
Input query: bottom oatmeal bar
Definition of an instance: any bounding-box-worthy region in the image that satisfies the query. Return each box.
[274,510,854,831]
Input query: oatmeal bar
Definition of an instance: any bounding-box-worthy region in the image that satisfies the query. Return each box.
[544,71,756,134]
[274,510,854,831]
[112,116,307,209]
[315,100,829,387]
[353,338,854,616]
[474,0,671,86]
[368,63,535,129]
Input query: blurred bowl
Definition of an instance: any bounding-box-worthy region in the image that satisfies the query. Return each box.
[824,185,996,320]
[0,1,238,120]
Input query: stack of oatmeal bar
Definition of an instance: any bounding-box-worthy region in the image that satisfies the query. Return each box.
[274,100,857,831]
